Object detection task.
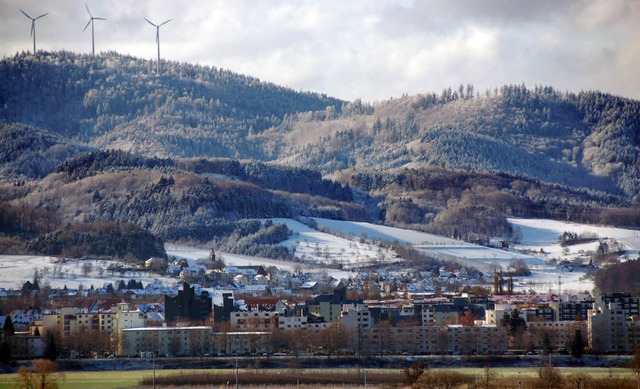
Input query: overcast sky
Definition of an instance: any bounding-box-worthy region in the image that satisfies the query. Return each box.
[1,0,638,102]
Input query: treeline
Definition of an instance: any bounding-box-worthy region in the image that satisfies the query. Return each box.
[178,158,353,202]
[218,220,292,259]
[595,260,640,295]
[57,149,173,180]
[26,220,165,260]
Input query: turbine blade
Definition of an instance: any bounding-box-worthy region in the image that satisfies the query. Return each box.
[159,19,172,27]
[31,22,35,37]
[144,18,157,27]
[35,13,49,20]
[95,17,106,21]
[83,19,92,32]
[20,10,33,19]
[85,4,92,17]
[156,30,159,44]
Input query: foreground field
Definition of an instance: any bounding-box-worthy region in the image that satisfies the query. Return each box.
[1,367,638,388]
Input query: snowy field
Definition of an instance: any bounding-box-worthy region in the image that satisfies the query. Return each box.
[509,218,640,259]
[0,255,179,290]
[1,218,637,295]
[165,244,303,272]
[271,218,398,268]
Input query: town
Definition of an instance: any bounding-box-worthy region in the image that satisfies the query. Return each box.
[1,248,638,363]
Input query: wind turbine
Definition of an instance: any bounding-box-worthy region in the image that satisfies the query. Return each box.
[83,4,105,56]
[144,18,172,74]
[20,10,48,54]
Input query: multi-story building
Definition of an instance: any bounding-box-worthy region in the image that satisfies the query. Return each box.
[360,324,507,355]
[230,311,278,332]
[528,321,587,352]
[304,287,350,323]
[118,326,211,357]
[588,302,640,354]
[599,292,640,318]
[278,315,307,330]
[447,324,508,355]
[339,303,371,329]
[164,282,212,322]
[42,307,81,337]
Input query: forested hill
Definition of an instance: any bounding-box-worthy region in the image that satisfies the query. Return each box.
[2,51,639,200]
[263,86,640,200]
[1,51,639,259]
[0,51,342,159]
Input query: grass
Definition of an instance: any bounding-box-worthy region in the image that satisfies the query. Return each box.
[0,366,637,388]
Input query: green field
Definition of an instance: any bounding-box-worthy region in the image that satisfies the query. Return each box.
[0,367,637,388]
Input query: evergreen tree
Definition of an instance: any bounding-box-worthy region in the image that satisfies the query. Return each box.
[570,329,584,358]
[44,332,59,361]
[2,316,14,336]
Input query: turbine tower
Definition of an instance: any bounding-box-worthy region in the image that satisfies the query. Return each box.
[145,18,172,74]
[83,4,105,56]
[20,10,48,54]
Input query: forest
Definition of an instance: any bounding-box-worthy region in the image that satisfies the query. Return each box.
[0,51,639,260]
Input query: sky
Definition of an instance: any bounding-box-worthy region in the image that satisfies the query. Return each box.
[1,0,638,102]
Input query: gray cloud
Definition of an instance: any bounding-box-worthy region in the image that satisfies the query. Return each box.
[1,0,638,102]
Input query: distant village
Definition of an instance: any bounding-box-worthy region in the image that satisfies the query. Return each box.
[1,249,638,362]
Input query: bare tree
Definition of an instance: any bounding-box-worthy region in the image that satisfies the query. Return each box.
[537,362,563,389]
[477,366,497,389]
[15,359,65,389]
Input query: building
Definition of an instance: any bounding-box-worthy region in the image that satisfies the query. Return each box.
[339,303,371,329]
[588,302,640,354]
[118,326,211,357]
[304,287,351,323]
[278,315,307,330]
[230,311,279,332]
[164,282,212,322]
[447,324,508,355]
[599,292,640,318]
[528,321,587,352]
[212,331,269,356]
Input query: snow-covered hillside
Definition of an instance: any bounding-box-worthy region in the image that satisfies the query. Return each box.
[0,255,177,290]
[1,218,637,295]
[509,218,640,258]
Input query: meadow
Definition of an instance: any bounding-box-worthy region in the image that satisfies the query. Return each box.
[1,366,638,388]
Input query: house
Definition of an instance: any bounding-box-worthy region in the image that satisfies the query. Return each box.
[300,281,319,292]
[253,275,268,286]
[233,274,249,286]
[145,257,166,270]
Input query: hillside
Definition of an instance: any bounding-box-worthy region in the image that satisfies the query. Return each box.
[263,86,640,200]
[2,52,639,201]
[1,51,639,261]
[0,51,342,161]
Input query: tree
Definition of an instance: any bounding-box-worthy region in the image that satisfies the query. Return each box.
[458,310,476,327]
[477,366,496,389]
[15,359,64,389]
[2,316,15,336]
[413,369,475,389]
[44,332,59,361]
[570,329,584,358]
[403,361,426,386]
[81,261,93,276]
[500,309,526,336]
[537,362,563,389]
